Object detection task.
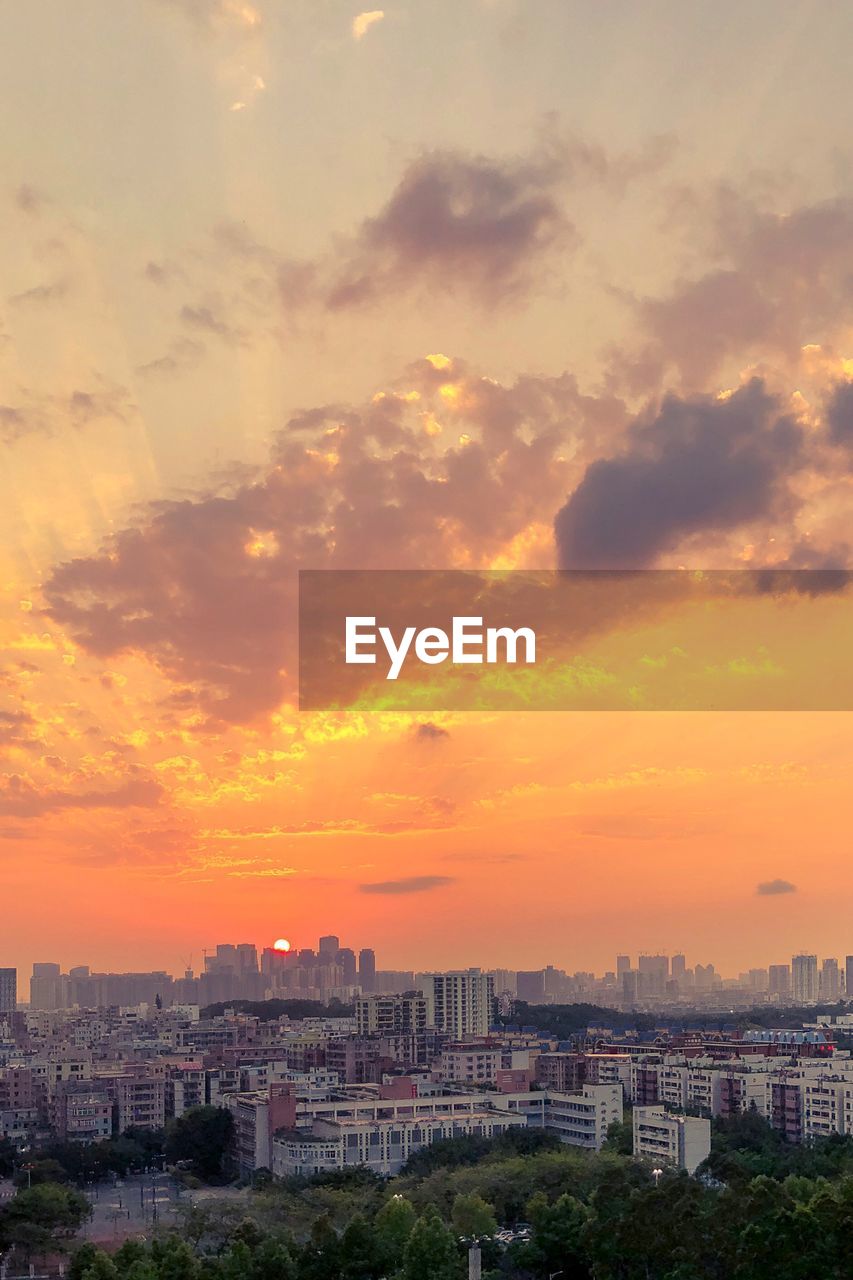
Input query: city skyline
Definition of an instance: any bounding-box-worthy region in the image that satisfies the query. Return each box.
[8,939,853,1014]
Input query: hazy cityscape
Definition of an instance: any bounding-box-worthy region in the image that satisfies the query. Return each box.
[5,940,853,1017]
[4,930,853,1276]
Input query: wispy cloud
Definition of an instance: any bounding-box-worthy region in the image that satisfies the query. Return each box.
[352,10,384,40]
[756,878,797,896]
[359,874,455,894]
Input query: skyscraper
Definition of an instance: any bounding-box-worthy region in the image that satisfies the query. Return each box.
[820,958,841,1000]
[769,964,791,996]
[318,935,340,958]
[616,955,631,977]
[846,956,853,1000]
[358,948,376,993]
[336,948,357,985]
[791,954,818,1003]
[0,968,16,1016]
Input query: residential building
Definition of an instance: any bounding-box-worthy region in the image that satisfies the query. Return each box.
[633,1107,711,1173]
[425,970,495,1038]
[792,954,818,1003]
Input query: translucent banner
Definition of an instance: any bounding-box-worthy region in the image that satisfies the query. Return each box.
[298,569,853,711]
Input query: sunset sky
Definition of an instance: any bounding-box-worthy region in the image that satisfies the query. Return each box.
[2,0,853,982]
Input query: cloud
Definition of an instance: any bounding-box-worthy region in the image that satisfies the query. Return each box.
[352,10,384,40]
[616,195,853,392]
[359,874,455,894]
[44,356,603,722]
[0,775,164,818]
[8,278,69,307]
[826,380,853,447]
[14,184,49,216]
[0,382,133,443]
[555,379,803,568]
[326,146,573,308]
[151,0,262,31]
[756,878,797,896]
[414,722,449,742]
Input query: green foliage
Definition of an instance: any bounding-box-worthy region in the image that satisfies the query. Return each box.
[165,1106,234,1180]
[0,1182,92,1260]
[375,1194,417,1268]
[401,1127,560,1176]
[0,1137,18,1177]
[402,1205,463,1280]
[14,1130,165,1185]
[451,1191,497,1239]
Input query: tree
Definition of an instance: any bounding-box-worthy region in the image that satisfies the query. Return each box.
[0,1137,17,1177]
[524,1191,590,1278]
[165,1106,234,1181]
[0,1183,91,1264]
[149,1236,201,1280]
[81,1255,118,1280]
[451,1192,497,1240]
[299,1214,341,1280]
[13,1157,68,1187]
[402,1205,463,1280]
[69,1243,103,1280]
[375,1194,417,1270]
[339,1213,383,1280]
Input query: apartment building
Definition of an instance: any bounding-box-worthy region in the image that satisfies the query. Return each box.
[96,1070,166,1133]
[425,970,495,1038]
[224,1084,298,1177]
[52,1081,112,1142]
[543,1084,622,1151]
[633,1107,711,1174]
[355,992,433,1036]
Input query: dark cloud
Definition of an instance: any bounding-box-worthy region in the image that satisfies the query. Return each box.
[0,382,132,443]
[414,722,449,742]
[617,195,853,391]
[14,184,49,215]
[326,148,572,308]
[180,302,244,345]
[756,878,797,896]
[826,380,853,447]
[0,710,38,752]
[8,278,69,307]
[0,775,164,818]
[359,875,455,895]
[555,379,803,568]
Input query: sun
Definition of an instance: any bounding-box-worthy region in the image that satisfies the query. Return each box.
[273,938,291,952]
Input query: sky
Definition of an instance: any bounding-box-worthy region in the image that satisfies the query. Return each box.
[2,0,853,983]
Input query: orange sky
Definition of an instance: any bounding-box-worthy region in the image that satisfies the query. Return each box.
[2,1,853,981]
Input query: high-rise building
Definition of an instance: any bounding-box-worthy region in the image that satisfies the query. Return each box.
[319,935,340,958]
[791,954,818,1003]
[671,954,687,981]
[516,970,546,1003]
[638,954,669,997]
[358,948,376,993]
[769,964,791,996]
[356,992,432,1035]
[0,968,16,1016]
[846,956,853,1000]
[426,969,495,1038]
[820,958,841,1000]
[334,948,357,985]
[30,962,66,1010]
[616,955,631,977]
